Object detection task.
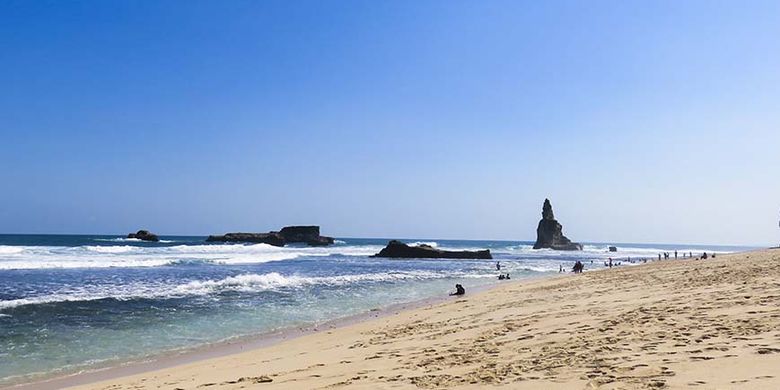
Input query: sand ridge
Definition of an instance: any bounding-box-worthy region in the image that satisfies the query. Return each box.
[63,249,780,389]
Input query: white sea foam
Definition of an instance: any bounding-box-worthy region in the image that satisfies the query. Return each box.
[83,245,137,254]
[407,241,439,248]
[0,270,492,310]
[0,243,384,270]
[0,246,25,255]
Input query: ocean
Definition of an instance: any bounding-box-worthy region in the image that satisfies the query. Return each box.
[0,234,752,386]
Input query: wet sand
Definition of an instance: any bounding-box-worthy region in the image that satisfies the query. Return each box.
[29,249,780,389]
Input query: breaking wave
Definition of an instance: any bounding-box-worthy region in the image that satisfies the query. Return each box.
[0,270,492,310]
[0,243,383,270]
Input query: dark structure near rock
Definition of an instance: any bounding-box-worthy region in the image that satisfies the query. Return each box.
[532,199,583,251]
[373,240,492,259]
[609,246,618,252]
[127,230,159,242]
[206,226,334,247]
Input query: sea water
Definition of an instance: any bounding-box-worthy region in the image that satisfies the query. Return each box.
[0,235,751,385]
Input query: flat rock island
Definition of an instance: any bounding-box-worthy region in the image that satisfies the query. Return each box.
[373,240,492,259]
[532,199,583,250]
[206,225,334,247]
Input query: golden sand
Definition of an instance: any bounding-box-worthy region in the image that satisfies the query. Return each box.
[66,249,780,389]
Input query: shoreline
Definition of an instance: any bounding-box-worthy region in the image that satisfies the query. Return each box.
[3,277,524,390]
[50,248,780,389]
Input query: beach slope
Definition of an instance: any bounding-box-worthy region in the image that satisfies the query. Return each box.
[67,249,780,389]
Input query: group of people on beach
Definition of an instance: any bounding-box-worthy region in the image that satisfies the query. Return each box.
[557,261,585,273]
[451,249,719,296]
[659,251,715,261]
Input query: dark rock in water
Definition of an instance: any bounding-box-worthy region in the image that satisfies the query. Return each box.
[373,240,492,259]
[278,226,334,246]
[206,226,334,247]
[127,230,159,242]
[205,232,287,246]
[609,246,618,252]
[532,199,582,251]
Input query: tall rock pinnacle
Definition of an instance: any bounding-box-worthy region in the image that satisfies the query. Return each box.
[533,199,583,251]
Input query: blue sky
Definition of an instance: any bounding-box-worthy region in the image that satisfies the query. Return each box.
[1,1,779,245]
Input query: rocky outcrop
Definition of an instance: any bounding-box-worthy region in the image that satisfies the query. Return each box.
[609,246,618,252]
[373,240,492,259]
[205,232,286,246]
[127,230,159,242]
[278,226,334,246]
[532,199,582,251]
[206,226,334,247]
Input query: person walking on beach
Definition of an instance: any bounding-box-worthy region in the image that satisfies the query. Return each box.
[658,253,662,261]
[674,250,677,259]
[608,258,613,268]
[559,264,563,273]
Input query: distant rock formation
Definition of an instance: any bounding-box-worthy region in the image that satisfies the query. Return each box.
[609,246,618,252]
[127,230,159,242]
[532,199,582,251]
[205,232,287,246]
[373,240,492,259]
[206,226,334,247]
[278,226,334,246]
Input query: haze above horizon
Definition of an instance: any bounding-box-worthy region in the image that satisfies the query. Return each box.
[1,1,779,246]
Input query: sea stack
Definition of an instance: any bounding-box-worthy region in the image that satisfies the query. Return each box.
[127,230,159,242]
[532,199,582,250]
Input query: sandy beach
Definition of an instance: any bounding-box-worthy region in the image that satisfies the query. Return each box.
[48,249,780,389]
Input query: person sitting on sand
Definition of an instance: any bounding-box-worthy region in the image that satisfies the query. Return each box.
[498,274,505,280]
[450,284,465,296]
[505,273,510,280]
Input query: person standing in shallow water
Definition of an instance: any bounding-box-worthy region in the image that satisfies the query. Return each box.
[496,262,501,271]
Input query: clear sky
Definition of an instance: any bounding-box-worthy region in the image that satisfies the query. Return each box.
[1,1,779,246]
